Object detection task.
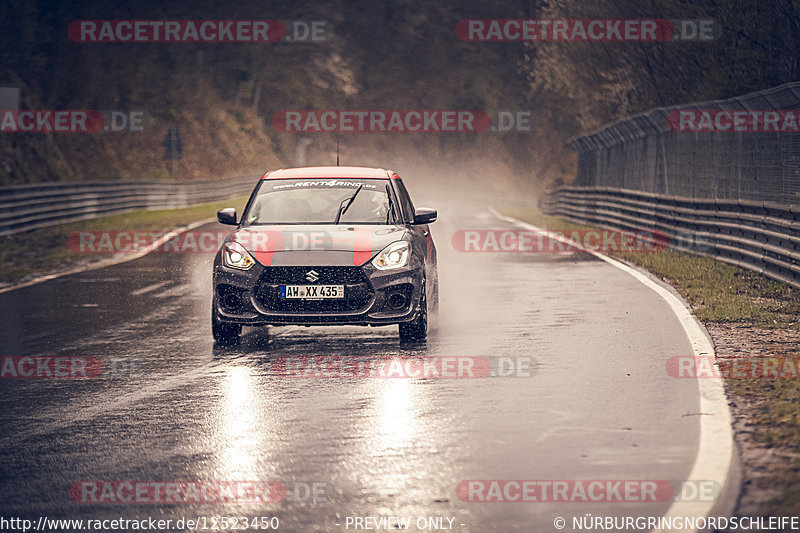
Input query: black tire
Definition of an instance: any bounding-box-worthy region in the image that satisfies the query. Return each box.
[399,288,427,341]
[212,304,241,345]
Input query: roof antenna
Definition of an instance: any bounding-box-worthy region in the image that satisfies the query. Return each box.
[336,135,340,166]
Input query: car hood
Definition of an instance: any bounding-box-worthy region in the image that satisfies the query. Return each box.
[228,224,408,266]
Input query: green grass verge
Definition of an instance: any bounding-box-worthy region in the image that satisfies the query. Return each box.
[497,204,800,328]
[498,204,800,515]
[0,195,250,285]
[497,205,587,231]
[614,251,800,328]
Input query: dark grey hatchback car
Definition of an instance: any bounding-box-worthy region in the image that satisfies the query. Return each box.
[212,166,438,344]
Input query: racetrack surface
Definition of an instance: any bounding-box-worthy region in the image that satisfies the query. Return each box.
[0,193,717,532]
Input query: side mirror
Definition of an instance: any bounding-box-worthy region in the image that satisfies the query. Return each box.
[412,207,437,225]
[217,208,237,226]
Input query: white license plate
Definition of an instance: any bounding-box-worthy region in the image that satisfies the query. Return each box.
[280,285,344,299]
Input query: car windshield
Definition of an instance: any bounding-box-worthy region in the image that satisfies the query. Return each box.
[242,178,395,225]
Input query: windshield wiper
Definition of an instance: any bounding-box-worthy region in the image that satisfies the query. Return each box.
[333,184,364,224]
[385,184,396,224]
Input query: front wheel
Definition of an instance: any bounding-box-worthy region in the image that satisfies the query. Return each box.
[399,289,427,341]
[212,304,242,345]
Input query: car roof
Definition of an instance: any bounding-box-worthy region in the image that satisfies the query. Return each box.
[263,166,395,179]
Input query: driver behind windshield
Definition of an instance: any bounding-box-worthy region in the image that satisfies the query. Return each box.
[245,180,393,225]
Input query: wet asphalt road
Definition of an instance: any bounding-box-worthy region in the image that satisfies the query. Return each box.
[0,195,704,532]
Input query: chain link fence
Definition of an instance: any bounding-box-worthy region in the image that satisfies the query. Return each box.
[569,81,800,206]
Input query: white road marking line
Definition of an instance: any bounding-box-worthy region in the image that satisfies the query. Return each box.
[8,366,215,442]
[0,218,216,295]
[130,280,171,296]
[491,207,735,532]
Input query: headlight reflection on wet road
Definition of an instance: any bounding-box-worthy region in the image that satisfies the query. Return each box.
[217,366,263,480]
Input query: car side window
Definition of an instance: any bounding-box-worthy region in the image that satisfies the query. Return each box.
[394,179,416,223]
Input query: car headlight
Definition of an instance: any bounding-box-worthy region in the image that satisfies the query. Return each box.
[372,241,411,270]
[222,241,256,270]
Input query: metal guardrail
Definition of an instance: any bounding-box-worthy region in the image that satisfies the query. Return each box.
[0,176,259,236]
[541,187,800,288]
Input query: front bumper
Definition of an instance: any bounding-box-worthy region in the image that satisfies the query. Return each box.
[213,262,424,326]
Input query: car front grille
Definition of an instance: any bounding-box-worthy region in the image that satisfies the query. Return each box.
[254,266,374,314]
